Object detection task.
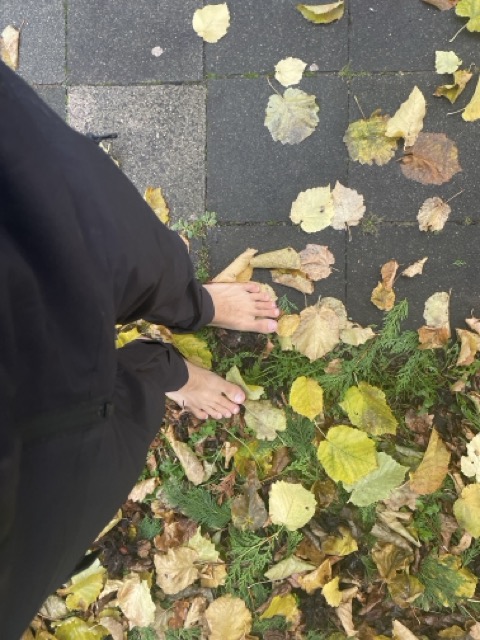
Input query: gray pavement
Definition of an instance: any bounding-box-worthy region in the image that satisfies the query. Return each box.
[4,0,480,330]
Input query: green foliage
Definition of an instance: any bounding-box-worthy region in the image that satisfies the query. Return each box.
[357,503,377,531]
[171,211,217,239]
[164,629,202,640]
[137,516,162,541]
[412,496,442,544]
[194,245,210,283]
[252,616,288,634]
[416,554,467,610]
[276,415,320,483]
[127,628,157,640]
[163,482,231,530]
[188,419,218,446]
[461,537,480,567]
[277,294,299,314]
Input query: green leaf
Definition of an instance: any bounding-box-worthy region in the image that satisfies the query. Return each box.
[265,88,319,145]
[54,617,109,640]
[171,333,212,369]
[455,0,480,31]
[343,452,408,506]
[269,481,316,531]
[339,382,398,435]
[226,366,264,400]
[243,399,287,441]
[317,425,377,484]
[61,559,106,612]
[343,112,398,166]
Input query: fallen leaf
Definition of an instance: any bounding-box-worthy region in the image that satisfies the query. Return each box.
[289,376,324,421]
[144,187,169,224]
[277,314,301,337]
[434,69,473,103]
[192,3,230,43]
[401,257,428,277]
[243,399,287,441]
[344,111,398,166]
[460,432,480,481]
[290,186,334,232]
[231,470,268,531]
[275,56,307,87]
[260,593,300,623]
[435,50,462,74]
[371,543,414,581]
[456,329,480,365]
[323,576,343,607]
[336,598,357,637]
[299,244,335,280]
[265,88,320,145]
[418,291,451,349]
[462,76,480,121]
[455,0,480,31]
[265,556,315,580]
[226,365,264,400]
[371,282,396,311]
[340,321,375,346]
[205,595,252,640]
[297,559,332,593]
[388,573,425,608]
[401,132,461,185]
[212,248,257,282]
[376,507,421,548]
[423,0,458,8]
[166,427,210,486]
[383,482,420,511]
[271,268,314,294]
[297,2,345,23]
[393,620,421,639]
[386,86,426,147]
[96,617,123,640]
[331,181,366,230]
[54,617,107,640]
[417,197,451,232]
[128,478,157,502]
[269,480,316,530]
[171,333,212,370]
[186,527,220,562]
[381,260,399,289]
[340,382,398,436]
[322,526,359,556]
[0,25,20,70]
[59,560,106,613]
[454,483,480,536]
[410,429,451,494]
[317,424,378,484]
[466,316,480,334]
[116,327,140,349]
[344,453,408,506]
[200,563,227,588]
[291,303,341,361]
[250,247,301,270]
[117,574,156,629]
[154,547,199,595]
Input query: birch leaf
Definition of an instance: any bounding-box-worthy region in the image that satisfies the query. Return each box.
[435,51,462,74]
[402,257,428,277]
[260,594,300,623]
[205,595,252,640]
[243,399,287,441]
[456,329,480,365]
[291,304,341,361]
[226,365,264,400]
[290,186,334,232]
[154,547,199,595]
[275,56,307,87]
[418,292,451,349]
[460,433,480,481]
[61,560,106,612]
[385,86,426,147]
[186,527,220,562]
[144,187,169,224]
[0,25,20,70]
[269,481,316,530]
[401,133,461,185]
[117,575,156,629]
[454,484,480,536]
[340,321,375,346]
[417,197,451,231]
[344,453,408,506]
[212,248,257,282]
[299,244,335,280]
[265,556,315,580]
[344,112,398,166]
[455,0,480,31]
[289,376,324,420]
[250,247,301,270]
[192,3,230,43]
[410,429,451,495]
[271,269,314,294]
[463,76,480,122]
[171,333,212,370]
[265,88,319,144]
[340,382,398,435]
[297,2,345,23]
[331,181,366,230]
[434,69,472,103]
[317,425,377,484]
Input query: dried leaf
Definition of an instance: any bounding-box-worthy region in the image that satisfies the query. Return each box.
[456,0,480,31]
[463,76,480,121]
[290,186,334,232]
[192,3,230,43]
[154,547,199,595]
[344,111,398,166]
[371,543,414,581]
[410,429,451,494]
[371,282,396,311]
[323,577,343,606]
[277,314,301,337]
[386,86,426,147]
[289,376,324,421]
[271,268,314,294]
[393,620,421,639]
[243,399,287,441]
[423,0,458,8]
[60,560,106,613]
[297,559,332,593]
[340,382,398,436]
[260,594,300,623]
[265,556,315,580]
[300,244,335,280]
[291,304,341,361]
[401,132,461,185]
[231,472,268,531]
[212,248,257,282]
[401,257,428,277]
[275,56,307,87]
[381,260,399,289]
[269,480,316,530]
[418,291,451,349]
[205,595,252,640]
[456,329,480,365]
[435,51,462,74]
[200,563,227,588]
[250,247,301,270]
[265,88,320,145]
[317,424,378,484]
[331,181,366,230]
[460,432,480,481]
[434,69,473,103]
[336,598,357,637]
[466,316,480,334]
[144,187,169,224]
[186,527,220,562]
[128,478,157,502]
[54,617,107,640]
[322,526,358,556]
[166,427,210,485]
[454,483,480,536]
[0,25,20,70]
[297,2,345,23]
[117,574,156,629]
[340,321,375,346]
[417,197,451,232]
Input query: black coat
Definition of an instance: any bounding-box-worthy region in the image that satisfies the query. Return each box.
[0,61,214,638]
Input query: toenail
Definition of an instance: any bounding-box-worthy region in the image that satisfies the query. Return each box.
[234,393,245,403]
[268,320,278,332]
[232,406,240,414]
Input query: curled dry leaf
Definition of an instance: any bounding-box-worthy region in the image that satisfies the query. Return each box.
[297,558,332,594]
[274,56,307,87]
[205,595,252,640]
[344,111,398,166]
[371,260,398,311]
[271,269,314,294]
[463,76,480,122]
[299,244,335,280]
[435,50,462,74]
[128,478,157,502]
[381,259,399,289]
[265,88,320,145]
[0,25,20,70]
[192,3,230,43]
[401,257,428,277]
[401,132,461,185]
[264,556,315,581]
[456,329,480,365]
[290,186,334,233]
[166,426,210,486]
[434,69,472,103]
[417,197,451,232]
[331,181,366,230]
[297,2,345,23]
[466,316,480,334]
[250,247,301,270]
[212,248,257,282]
[385,86,426,147]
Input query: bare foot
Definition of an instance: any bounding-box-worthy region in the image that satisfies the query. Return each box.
[204,282,279,333]
[166,360,246,420]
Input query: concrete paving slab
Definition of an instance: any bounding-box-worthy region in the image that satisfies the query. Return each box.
[67,0,203,84]
[346,223,480,330]
[67,85,206,220]
[34,86,66,120]
[207,224,347,311]
[349,0,479,72]
[207,76,349,224]
[0,0,65,84]
[347,72,479,224]
[205,0,348,75]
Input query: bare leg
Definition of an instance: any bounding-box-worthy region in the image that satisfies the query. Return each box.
[166,360,246,420]
[204,282,279,333]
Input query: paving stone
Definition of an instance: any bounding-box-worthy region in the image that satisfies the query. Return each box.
[205,0,348,75]
[0,0,65,84]
[207,224,347,311]
[346,223,480,330]
[347,72,479,223]
[349,0,479,72]
[67,0,203,84]
[34,86,66,120]
[207,76,349,224]
[68,85,206,219]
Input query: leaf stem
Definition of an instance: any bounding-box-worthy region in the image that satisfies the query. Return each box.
[353,95,366,119]
[449,22,467,43]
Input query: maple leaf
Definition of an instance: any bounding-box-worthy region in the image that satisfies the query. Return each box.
[434,69,472,103]
[274,56,307,87]
[463,76,480,122]
[265,88,320,144]
[455,0,480,31]
[331,181,366,230]
[0,25,20,70]
[343,111,398,166]
[192,3,230,43]
[417,196,451,231]
[401,132,461,185]
[299,244,335,280]
[435,50,462,74]
[290,186,334,232]
[297,2,345,23]
[386,86,426,147]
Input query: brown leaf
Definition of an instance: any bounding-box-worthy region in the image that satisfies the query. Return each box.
[154,519,197,552]
[417,197,451,232]
[466,316,480,334]
[401,257,428,277]
[371,283,395,311]
[297,559,332,594]
[165,426,209,486]
[212,248,257,282]
[381,260,399,289]
[299,244,335,280]
[371,543,414,581]
[404,409,433,447]
[271,269,314,294]
[128,478,158,503]
[154,547,199,595]
[410,429,451,495]
[418,325,451,349]
[440,513,460,550]
[383,482,419,511]
[336,598,358,637]
[291,304,341,361]
[401,133,461,185]
[456,329,480,365]
[422,0,458,8]
[250,247,301,270]
[388,574,424,608]
[231,472,268,532]
[434,69,473,104]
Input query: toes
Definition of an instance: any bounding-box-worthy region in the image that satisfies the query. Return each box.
[253,318,278,333]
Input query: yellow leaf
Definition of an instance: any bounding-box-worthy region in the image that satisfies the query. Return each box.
[276,314,300,337]
[297,558,332,594]
[463,76,480,121]
[171,333,212,369]
[54,617,109,640]
[344,111,398,166]
[265,88,320,145]
[340,321,375,346]
[269,480,316,531]
[385,86,426,147]
[60,560,106,612]
[0,25,20,70]
[289,376,324,421]
[154,547,199,595]
[290,186,334,233]
[226,365,264,400]
[410,429,451,494]
[455,0,480,31]
[322,576,343,606]
[186,527,220,562]
[401,257,428,277]
[205,595,252,640]
[435,50,462,74]
[265,556,315,581]
[331,181,366,230]
[317,425,377,484]
[453,483,480,536]
[340,382,397,436]
[260,593,300,623]
[393,620,421,640]
[274,56,307,87]
[200,563,227,588]
[271,268,314,294]
[322,526,358,556]
[417,197,451,232]
[192,3,230,43]
[434,69,473,103]
[291,304,341,361]
[243,399,287,441]
[371,282,396,311]
[116,327,140,348]
[144,186,169,224]
[460,432,480,481]
[117,574,156,629]
[250,247,301,270]
[388,574,424,607]
[211,248,257,282]
[297,2,345,23]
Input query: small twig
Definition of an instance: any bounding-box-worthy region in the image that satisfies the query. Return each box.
[446,189,464,204]
[447,106,466,116]
[353,94,366,119]
[267,76,281,96]
[449,22,467,43]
